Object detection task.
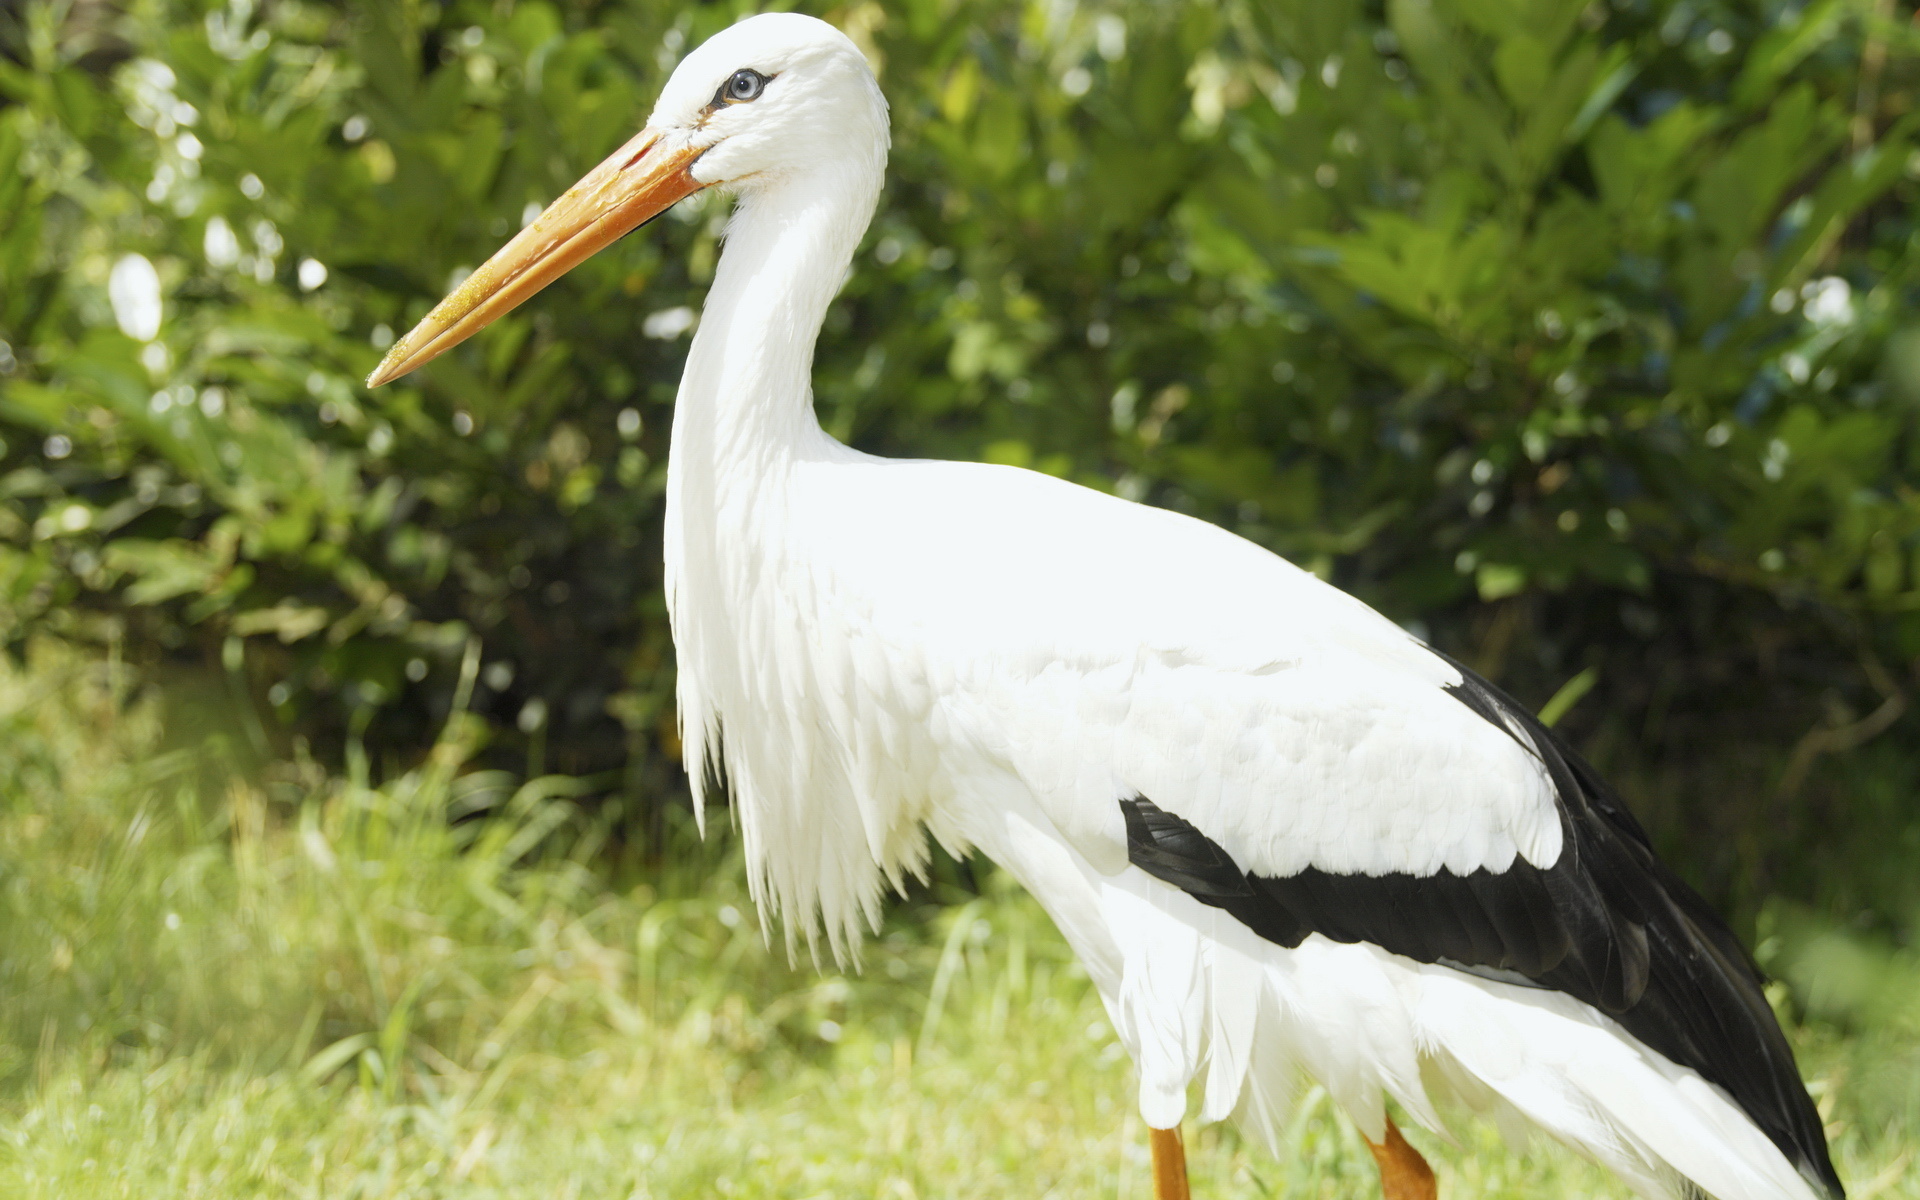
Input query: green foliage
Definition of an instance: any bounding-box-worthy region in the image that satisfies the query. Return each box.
[3,0,1920,917]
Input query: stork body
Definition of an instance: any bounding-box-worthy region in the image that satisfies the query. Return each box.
[371,15,1844,1200]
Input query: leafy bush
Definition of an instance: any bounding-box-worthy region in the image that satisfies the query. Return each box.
[3,0,1919,919]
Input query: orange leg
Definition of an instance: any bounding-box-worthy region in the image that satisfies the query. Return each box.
[1150,1125,1190,1200]
[1366,1117,1437,1200]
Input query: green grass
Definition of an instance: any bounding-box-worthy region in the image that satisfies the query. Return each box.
[0,641,1913,1199]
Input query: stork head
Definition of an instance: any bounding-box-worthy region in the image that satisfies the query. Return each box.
[649,13,888,192]
[367,13,885,387]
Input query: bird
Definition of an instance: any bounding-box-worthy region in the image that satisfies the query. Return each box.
[368,14,1844,1200]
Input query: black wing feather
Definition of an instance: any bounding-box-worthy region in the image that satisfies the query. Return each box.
[1119,651,1842,1198]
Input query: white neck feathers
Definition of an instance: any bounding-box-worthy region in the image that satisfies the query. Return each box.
[664,155,897,958]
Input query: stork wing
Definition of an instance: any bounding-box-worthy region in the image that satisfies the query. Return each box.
[1111,648,1836,1198]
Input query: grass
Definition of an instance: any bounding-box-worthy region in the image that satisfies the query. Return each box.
[0,639,1913,1199]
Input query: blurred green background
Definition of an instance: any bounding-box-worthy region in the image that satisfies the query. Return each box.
[3,0,1920,1194]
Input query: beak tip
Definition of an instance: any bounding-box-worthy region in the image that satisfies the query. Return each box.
[366,352,408,389]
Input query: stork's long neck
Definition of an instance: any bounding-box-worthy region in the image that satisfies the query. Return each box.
[664,162,880,733]
[662,146,914,951]
[671,166,878,479]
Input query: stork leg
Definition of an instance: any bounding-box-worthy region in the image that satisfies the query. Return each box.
[1366,1117,1437,1200]
[1149,1125,1190,1200]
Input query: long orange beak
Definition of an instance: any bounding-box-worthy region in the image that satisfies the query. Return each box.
[366,128,705,387]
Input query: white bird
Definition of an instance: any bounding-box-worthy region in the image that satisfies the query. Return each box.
[369,15,1844,1200]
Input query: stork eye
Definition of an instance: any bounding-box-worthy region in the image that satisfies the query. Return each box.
[717,68,768,105]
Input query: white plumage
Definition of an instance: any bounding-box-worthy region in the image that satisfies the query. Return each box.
[679,451,1572,942]
[369,15,1844,1200]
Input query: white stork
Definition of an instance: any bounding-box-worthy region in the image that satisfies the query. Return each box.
[368,14,1844,1200]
